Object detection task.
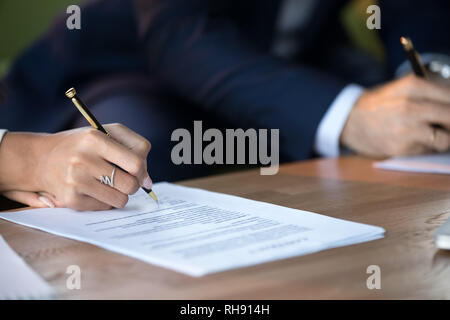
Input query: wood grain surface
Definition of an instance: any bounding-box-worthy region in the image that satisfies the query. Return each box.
[1,155,449,299]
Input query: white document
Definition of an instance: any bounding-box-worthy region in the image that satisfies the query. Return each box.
[374,152,450,174]
[0,235,54,299]
[0,183,385,277]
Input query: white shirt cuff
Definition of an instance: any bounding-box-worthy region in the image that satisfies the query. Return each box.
[0,129,7,146]
[314,84,364,157]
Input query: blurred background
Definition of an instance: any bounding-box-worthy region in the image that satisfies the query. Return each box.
[0,0,86,77]
[0,0,383,79]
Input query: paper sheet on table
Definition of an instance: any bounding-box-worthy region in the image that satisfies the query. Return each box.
[374,152,450,174]
[0,235,54,299]
[0,183,385,277]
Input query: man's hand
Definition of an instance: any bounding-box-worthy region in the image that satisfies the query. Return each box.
[341,75,450,158]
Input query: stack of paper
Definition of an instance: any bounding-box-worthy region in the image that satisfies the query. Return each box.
[375,152,450,174]
[0,236,54,299]
[0,183,385,277]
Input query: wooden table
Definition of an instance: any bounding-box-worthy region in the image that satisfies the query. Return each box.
[1,156,449,299]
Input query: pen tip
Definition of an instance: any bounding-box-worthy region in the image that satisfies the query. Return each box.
[400,36,412,50]
[149,190,158,203]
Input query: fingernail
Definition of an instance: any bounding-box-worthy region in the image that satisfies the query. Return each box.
[39,196,55,208]
[143,176,152,189]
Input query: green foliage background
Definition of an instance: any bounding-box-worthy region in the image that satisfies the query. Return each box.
[0,0,85,77]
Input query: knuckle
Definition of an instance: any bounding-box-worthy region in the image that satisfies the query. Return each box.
[105,122,123,131]
[65,177,77,189]
[87,127,101,136]
[113,122,125,129]
[106,123,124,132]
[65,165,80,187]
[68,154,83,168]
[125,178,140,195]
[116,195,129,209]
[81,129,101,146]
[138,139,152,154]
[129,155,145,175]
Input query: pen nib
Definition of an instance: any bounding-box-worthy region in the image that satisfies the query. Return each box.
[148,190,159,203]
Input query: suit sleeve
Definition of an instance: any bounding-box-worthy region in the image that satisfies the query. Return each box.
[135,0,348,160]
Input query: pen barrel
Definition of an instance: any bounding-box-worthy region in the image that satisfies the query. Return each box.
[406,50,427,78]
[71,97,109,135]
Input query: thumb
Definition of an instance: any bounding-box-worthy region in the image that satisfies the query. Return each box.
[2,190,55,208]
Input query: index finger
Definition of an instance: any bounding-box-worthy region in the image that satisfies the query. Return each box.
[104,123,151,158]
[92,131,150,187]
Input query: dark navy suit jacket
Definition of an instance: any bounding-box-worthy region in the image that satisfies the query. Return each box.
[2,0,449,160]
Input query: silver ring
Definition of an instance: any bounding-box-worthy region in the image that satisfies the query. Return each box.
[100,167,115,187]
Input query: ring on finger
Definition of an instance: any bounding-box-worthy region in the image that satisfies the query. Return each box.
[100,167,115,187]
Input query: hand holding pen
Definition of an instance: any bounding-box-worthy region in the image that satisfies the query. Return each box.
[340,37,450,158]
[65,88,158,204]
[0,122,154,210]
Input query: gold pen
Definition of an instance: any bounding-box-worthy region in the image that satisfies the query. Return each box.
[65,87,158,203]
[400,36,427,79]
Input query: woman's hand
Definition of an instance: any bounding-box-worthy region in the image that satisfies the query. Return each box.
[0,123,152,211]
